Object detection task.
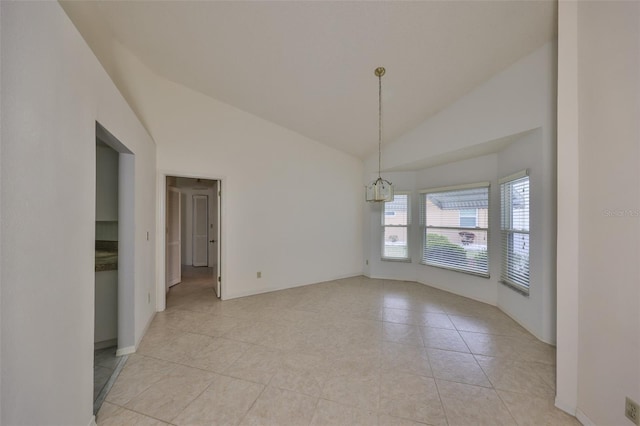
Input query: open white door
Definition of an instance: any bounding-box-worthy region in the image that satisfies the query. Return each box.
[166,187,181,289]
[192,195,208,267]
[215,186,221,297]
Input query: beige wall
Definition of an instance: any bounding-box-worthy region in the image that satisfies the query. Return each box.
[557,1,640,423]
[576,2,640,424]
[1,2,157,424]
[83,30,365,301]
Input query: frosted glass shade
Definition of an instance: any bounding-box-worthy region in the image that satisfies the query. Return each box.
[366,177,394,202]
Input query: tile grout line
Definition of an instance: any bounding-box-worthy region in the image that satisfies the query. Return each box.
[136,345,271,389]
[236,380,269,425]
[99,400,177,425]
[108,275,567,425]
[433,378,452,426]
[167,374,218,425]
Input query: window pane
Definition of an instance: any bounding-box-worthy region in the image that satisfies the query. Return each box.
[383,193,409,260]
[501,175,530,290]
[510,179,529,232]
[423,229,488,275]
[426,188,488,228]
[384,194,408,226]
[505,232,529,285]
[421,186,489,276]
[383,227,408,259]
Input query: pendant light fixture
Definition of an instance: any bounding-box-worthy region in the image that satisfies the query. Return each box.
[366,67,394,202]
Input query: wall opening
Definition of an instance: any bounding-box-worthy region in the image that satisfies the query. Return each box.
[160,175,222,309]
[93,122,135,412]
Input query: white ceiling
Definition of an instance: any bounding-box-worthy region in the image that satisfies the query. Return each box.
[61,1,557,159]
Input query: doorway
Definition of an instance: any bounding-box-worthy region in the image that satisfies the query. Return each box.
[93,123,134,413]
[164,176,221,300]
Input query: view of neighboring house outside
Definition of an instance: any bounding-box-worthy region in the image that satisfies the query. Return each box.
[421,185,490,276]
[382,193,410,260]
[382,182,530,281]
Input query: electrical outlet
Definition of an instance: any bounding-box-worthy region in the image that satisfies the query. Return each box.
[257,272,262,278]
[366,259,369,265]
[626,397,639,425]
[147,292,151,304]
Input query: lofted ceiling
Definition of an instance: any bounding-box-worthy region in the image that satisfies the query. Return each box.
[61,1,557,159]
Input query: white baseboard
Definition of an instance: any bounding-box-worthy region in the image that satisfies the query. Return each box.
[223,272,363,300]
[576,409,595,426]
[415,278,495,305]
[87,415,97,426]
[555,396,576,416]
[368,274,417,282]
[115,345,135,357]
[554,397,591,426]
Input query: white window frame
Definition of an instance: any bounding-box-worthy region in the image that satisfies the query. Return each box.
[500,170,530,295]
[381,192,411,262]
[419,182,490,277]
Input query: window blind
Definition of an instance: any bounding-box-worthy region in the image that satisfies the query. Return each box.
[500,173,530,292]
[420,185,489,276]
[382,193,410,260]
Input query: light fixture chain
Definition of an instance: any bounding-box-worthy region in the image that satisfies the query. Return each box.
[378,70,382,178]
[366,66,393,203]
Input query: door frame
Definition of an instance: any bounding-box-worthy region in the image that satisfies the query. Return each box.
[166,186,182,288]
[96,122,136,355]
[157,171,225,311]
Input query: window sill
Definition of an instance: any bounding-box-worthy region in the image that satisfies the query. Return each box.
[419,261,490,279]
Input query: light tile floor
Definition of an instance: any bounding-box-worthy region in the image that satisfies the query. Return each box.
[94,346,120,401]
[97,275,580,425]
[94,346,128,414]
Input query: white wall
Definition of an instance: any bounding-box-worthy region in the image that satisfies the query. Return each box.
[152,85,364,300]
[497,129,556,343]
[0,2,4,420]
[366,42,557,343]
[374,42,556,173]
[95,270,118,344]
[90,42,364,300]
[556,0,580,414]
[0,2,157,425]
[96,144,119,221]
[556,2,640,424]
